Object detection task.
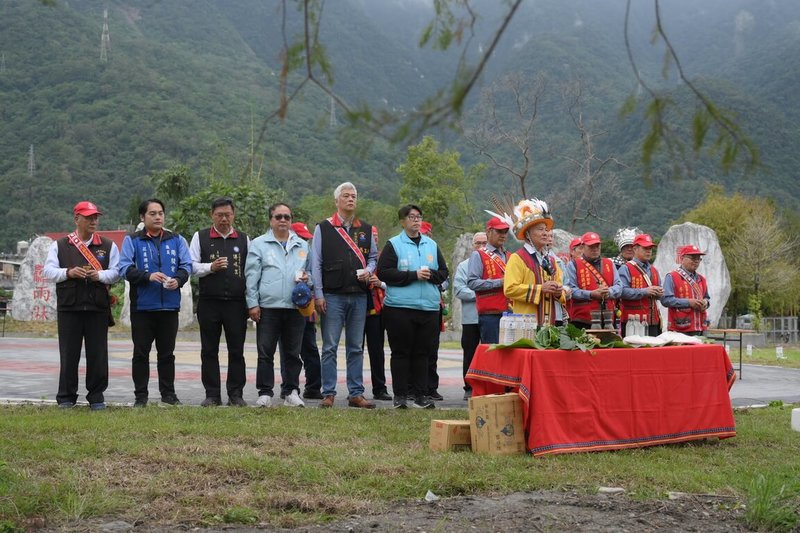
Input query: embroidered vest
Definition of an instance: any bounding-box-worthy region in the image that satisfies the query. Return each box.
[667,270,708,332]
[620,262,661,324]
[475,248,510,314]
[570,257,616,324]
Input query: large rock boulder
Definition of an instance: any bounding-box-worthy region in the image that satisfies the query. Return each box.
[11,236,57,321]
[653,222,730,328]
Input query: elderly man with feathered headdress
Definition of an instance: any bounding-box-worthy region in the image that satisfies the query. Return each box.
[488,198,569,327]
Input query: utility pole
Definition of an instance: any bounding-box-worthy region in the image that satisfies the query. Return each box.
[100,8,111,62]
[329,96,337,128]
[28,145,35,179]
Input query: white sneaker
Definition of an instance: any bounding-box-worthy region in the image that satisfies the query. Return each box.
[256,395,272,408]
[283,390,305,408]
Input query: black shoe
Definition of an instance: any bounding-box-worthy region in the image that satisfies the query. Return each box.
[161,396,182,406]
[393,396,408,409]
[373,390,393,401]
[302,389,324,400]
[201,397,222,407]
[133,399,148,408]
[227,396,248,407]
[428,390,444,401]
[58,401,76,409]
[413,397,435,409]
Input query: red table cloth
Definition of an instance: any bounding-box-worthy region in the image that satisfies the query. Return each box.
[466,344,736,456]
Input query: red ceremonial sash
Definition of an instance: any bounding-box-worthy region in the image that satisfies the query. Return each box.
[67,232,103,271]
[327,214,367,269]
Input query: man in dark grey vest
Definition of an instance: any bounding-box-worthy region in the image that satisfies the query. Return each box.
[189,197,249,406]
[43,201,120,410]
[311,182,377,409]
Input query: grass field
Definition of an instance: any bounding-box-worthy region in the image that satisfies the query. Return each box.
[1,403,798,531]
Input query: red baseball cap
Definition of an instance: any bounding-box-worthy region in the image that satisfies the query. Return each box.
[633,234,656,248]
[420,221,433,235]
[569,237,582,250]
[73,201,102,216]
[291,222,313,240]
[677,244,706,258]
[581,232,602,246]
[486,217,510,231]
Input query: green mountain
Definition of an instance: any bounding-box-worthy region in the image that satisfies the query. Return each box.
[0,0,798,252]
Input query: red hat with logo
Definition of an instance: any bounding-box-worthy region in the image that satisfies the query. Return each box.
[486,217,510,231]
[580,232,602,246]
[291,222,313,240]
[632,234,656,248]
[677,244,706,260]
[420,221,433,235]
[569,237,582,250]
[73,201,102,217]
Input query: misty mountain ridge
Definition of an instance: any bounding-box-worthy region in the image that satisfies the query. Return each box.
[0,0,798,251]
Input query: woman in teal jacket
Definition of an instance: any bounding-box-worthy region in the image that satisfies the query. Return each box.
[377,204,448,409]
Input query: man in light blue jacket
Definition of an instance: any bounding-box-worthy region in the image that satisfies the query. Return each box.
[245,203,311,408]
[454,232,487,400]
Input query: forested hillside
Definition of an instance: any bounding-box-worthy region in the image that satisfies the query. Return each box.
[1,0,798,252]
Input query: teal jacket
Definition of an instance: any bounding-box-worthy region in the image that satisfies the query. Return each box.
[382,232,443,312]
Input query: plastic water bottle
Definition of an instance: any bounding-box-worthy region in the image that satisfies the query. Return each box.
[624,316,634,337]
[499,312,509,344]
[641,317,649,336]
[505,314,517,344]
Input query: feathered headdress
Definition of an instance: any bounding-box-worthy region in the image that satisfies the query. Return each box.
[486,195,553,241]
[613,227,641,251]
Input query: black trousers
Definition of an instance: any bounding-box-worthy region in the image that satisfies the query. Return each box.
[364,313,388,395]
[197,298,248,399]
[279,319,322,393]
[256,308,304,397]
[56,310,109,404]
[461,323,481,392]
[383,306,439,399]
[131,310,179,401]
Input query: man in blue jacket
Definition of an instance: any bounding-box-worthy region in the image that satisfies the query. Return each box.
[245,203,311,408]
[120,198,192,407]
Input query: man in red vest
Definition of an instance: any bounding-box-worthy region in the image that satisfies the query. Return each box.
[662,245,710,335]
[619,233,664,336]
[565,231,622,330]
[467,217,510,344]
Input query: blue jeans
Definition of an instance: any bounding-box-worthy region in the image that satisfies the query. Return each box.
[320,292,367,397]
[478,314,501,345]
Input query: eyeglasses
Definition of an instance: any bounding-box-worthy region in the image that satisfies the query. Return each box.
[272,214,292,221]
[685,255,703,261]
[494,229,509,235]
[406,214,423,221]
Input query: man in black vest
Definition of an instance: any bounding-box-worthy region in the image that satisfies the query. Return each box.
[189,197,249,406]
[43,201,120,410]
[311,182,377,409]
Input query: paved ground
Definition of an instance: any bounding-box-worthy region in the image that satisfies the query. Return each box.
[0,335,798,408]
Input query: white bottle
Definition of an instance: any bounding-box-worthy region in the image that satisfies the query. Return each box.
[625,316,634,337]
[505,314,517,344]
[499,313,509,344]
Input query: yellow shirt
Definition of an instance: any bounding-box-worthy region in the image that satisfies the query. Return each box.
[503,252,566,319]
